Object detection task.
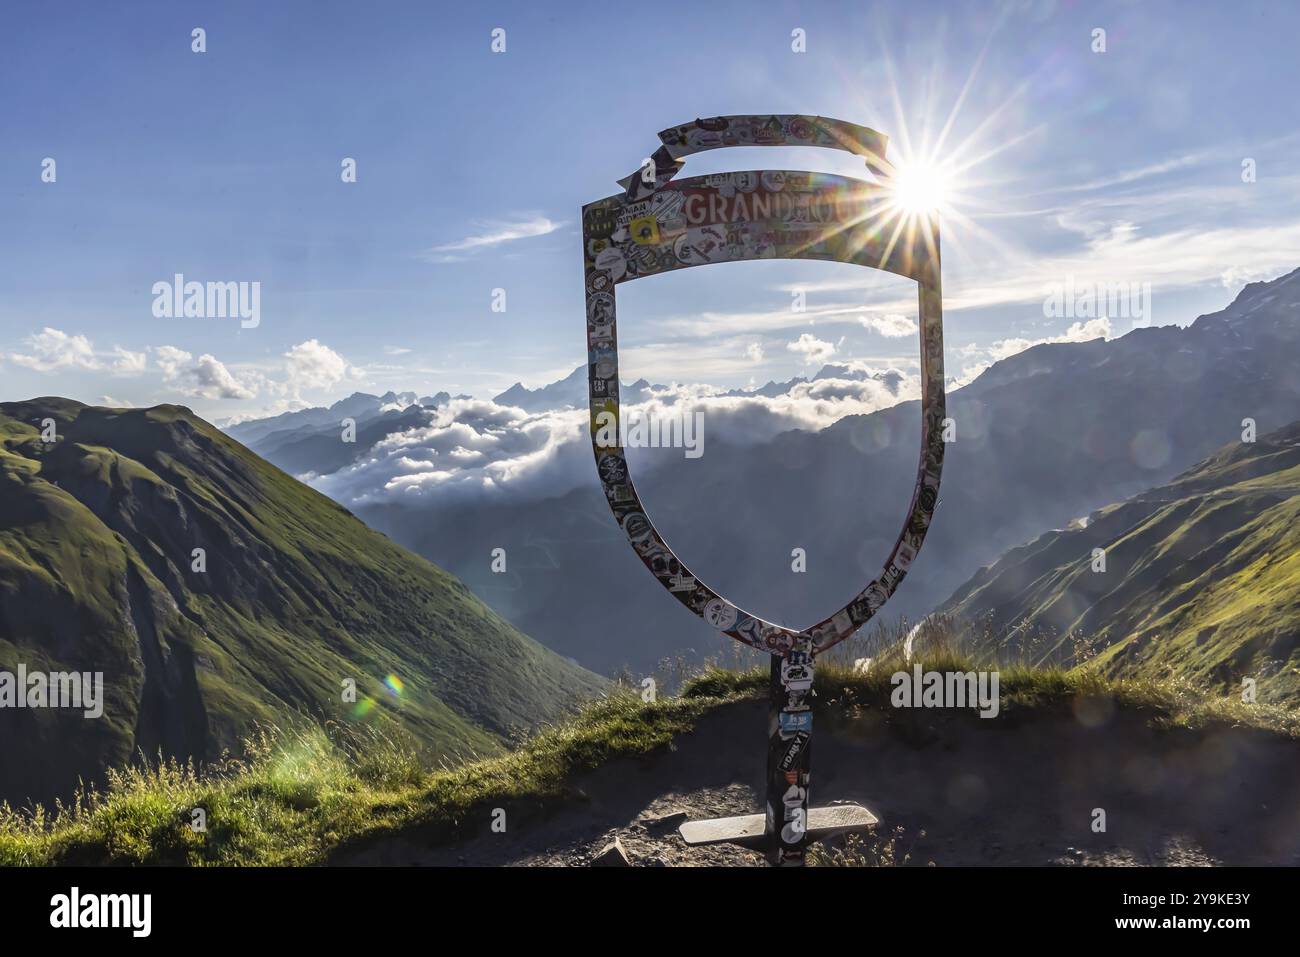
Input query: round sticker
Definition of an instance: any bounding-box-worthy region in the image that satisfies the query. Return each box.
[622,511,653,544]
[703,598,739,631]
[598,453,628,485]
[788,117,815,140]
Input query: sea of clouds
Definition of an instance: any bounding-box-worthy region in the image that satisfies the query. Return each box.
[307,367,919,509]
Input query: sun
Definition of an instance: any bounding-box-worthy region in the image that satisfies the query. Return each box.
[886,159,955,217]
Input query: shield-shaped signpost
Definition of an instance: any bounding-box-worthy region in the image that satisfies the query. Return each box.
[582,115,945,866]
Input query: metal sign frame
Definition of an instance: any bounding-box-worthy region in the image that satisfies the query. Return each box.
[581,114,945,865]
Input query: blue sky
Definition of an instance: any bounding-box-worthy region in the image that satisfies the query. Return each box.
[3,0,1299,420]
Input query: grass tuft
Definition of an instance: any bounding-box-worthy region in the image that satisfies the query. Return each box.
[2,618,1295,867]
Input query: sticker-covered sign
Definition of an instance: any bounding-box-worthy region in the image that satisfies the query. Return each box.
[582,115,946,656]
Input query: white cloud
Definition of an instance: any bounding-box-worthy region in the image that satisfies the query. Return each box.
[108,346,147,377]
[191,354,257,400]
[860,313,918,338]
[986,317,1113,362]
[745,342,765,362]
[306,373,919,510]
[420,216,560,262]
[947,362,991,390]
[658,301,868,339]
[284,339,348,394]
[1219,266,1276,288]
[384,346,413,356]
[1052,151,1212,195]
[780,189,1300,319]
[152,345,192,381]
[9,328,100,372]
[786,333,836,365]
[6,328,147,377]
[152,345,256,400]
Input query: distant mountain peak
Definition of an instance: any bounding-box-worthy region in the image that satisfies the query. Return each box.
[1195,266,1300,329]
[1232,265,1300,307]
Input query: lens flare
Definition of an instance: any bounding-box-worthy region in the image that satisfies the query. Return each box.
[889,160,953,215]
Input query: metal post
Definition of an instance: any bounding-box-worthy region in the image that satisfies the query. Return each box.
[766,644,814,866]
[679,641,874,857]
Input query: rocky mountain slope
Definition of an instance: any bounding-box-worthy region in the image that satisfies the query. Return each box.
[941,420,1300,704]
[0,399,602,806]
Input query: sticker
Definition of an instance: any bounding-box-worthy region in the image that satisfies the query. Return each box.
[587,292,615,327]
[594,247,627,281]
[584,204,618,240]
[781,657,813,692]
[703,598,738,630]
[629,215,660,245]
[621,511,653,545]
[597,453,628,485]
[687,128,723,151]
[779,733,809,771]
[788,117,816,140]
[779,711,812,734]
[864,582,888,611]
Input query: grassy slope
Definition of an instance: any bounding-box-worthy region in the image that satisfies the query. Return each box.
[3,633,1294,866]
[942,422,1300,703]
[0,399,603,806]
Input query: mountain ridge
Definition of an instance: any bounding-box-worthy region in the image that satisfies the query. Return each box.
[939,419,1300,703]
[0,398,602,806]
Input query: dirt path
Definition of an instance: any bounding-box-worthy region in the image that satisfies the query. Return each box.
[350,699,1300,866]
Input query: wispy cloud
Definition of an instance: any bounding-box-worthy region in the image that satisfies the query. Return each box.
[420,215,561,263]
[780,219,1300,316]
[860,313,918,338]
[5,327,146,376]
[1049,151,1212,195]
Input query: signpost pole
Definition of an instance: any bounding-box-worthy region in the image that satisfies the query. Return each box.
[759,642,811,868]
[765,651,814,866]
